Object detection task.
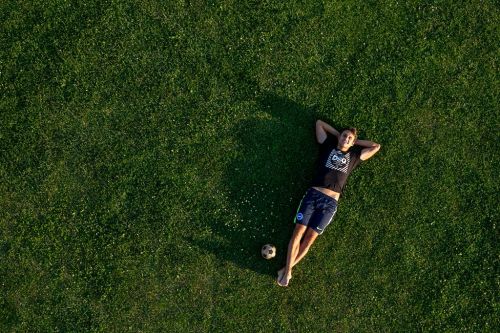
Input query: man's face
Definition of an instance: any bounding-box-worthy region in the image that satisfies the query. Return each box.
[338,130,355,150]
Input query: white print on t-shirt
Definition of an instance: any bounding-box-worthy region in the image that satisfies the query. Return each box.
[325,149,350,173]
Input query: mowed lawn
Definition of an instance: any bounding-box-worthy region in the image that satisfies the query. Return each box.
[1,0,498,331]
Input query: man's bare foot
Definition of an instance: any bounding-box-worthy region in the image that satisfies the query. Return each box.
[278,273,292,287]
[276,268,291,287]
[277,268,285,281]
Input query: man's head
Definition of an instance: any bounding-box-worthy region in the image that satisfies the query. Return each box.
[338,128,358,151]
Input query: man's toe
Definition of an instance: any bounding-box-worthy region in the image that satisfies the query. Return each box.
[276,276,286,287]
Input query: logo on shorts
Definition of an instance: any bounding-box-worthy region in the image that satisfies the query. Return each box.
[296,213,303,221]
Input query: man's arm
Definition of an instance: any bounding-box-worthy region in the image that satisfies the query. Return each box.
[355,139,381,161]
[316,120,340,144]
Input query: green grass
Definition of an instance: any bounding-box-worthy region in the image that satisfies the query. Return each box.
[1,0,498,331]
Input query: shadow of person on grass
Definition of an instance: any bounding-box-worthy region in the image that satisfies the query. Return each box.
[185,92,318,277]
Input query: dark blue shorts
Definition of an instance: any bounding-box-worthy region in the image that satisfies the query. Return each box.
[293,187,338,235]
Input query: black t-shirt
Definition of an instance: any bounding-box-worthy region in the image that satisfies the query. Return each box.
[310,133,363,193]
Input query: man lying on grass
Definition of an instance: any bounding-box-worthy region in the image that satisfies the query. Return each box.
[277,120,381,287]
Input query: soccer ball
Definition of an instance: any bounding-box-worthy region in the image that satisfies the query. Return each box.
[261,244,276,259]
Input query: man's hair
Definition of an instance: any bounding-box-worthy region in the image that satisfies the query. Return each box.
[342,127,358,141]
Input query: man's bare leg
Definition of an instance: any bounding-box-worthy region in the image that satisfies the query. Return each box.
[277,228,319,285]
[277,224,307,286]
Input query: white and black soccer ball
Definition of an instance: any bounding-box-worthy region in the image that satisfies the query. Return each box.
[261,244,276,259]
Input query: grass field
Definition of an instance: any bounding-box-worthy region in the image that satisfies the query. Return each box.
[1,0,499,331]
